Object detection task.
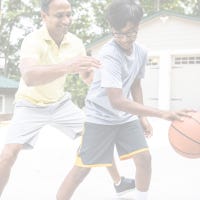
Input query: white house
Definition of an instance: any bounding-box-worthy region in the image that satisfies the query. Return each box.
[0,76,18,121]
[87,11,200,111]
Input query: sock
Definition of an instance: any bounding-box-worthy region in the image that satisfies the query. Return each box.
[114,178,121,186]
[135,188,148,200]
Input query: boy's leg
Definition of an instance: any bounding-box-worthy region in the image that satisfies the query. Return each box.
[117,121,151,199]
[57,166,90,200]
[133,151,151,192]
[57,122,116,199]
[107,160,135,196]
[132,151,151,200]
[0,144,23,196]
[106,160,121,184]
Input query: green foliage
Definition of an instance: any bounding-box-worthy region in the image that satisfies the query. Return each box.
[70,0,111,45]
[65,74,89,108]
[0,0,41,80]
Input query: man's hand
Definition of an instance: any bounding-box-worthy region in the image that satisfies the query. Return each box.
[79,70,94,85]
[64,56,101,74]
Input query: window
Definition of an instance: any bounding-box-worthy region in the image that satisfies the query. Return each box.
[147,57,160,69]
[0,95,5,113]
[172,55,200,66]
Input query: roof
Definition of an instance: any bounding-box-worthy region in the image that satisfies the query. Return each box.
[87,34,111,50]
[142,10,200,23]
[0,76,19,89]
[86,10,200,50]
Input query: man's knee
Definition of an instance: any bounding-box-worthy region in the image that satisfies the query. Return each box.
[0,144,23,165]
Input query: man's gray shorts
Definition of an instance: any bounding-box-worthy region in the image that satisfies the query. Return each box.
[6,96,85,149]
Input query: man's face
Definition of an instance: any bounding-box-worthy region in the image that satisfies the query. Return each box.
[112,22,138,53]
[41,0,72,36]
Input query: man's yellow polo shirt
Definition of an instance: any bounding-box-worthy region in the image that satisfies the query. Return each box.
[15,26,86,105]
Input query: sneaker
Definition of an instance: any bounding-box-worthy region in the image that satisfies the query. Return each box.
[114,176,135,196]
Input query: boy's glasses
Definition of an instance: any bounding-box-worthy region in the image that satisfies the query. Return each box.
[112,30,138,39]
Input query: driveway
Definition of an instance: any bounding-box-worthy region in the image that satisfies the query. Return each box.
[0,119,199,200]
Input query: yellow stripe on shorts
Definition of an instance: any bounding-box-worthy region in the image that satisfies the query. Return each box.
[75,156,112,168]
[120,148,149,160]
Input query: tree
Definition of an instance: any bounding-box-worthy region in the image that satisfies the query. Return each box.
[0,0,41,79]
[193,1,200,16]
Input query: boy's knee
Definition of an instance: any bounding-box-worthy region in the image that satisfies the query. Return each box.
[74,167,90,183]
[134,151,152,168]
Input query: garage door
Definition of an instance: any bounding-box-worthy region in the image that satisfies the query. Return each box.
[170,55,200,110]
[142,56,159,108]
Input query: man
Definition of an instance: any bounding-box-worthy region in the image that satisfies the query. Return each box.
[56,0,193,200]
[0,0,133,197]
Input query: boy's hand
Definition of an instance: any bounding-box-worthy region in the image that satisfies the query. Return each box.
[139,117,153,138]
[162,109,195,121]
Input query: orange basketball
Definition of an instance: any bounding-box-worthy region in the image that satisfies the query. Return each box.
[168,112,200,159]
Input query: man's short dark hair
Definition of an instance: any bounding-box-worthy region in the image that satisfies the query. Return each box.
[40,0,53,12]
[106,0,143,30]
[41,0,71,12]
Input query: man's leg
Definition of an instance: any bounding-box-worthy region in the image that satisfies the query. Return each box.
[133,151,151,200]
[57,166,90,200]
[0,144,23,196]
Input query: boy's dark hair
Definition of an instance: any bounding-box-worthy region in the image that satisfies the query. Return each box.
[106,0,143,30]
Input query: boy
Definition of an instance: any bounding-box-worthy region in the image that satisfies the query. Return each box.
[56,0,192,199]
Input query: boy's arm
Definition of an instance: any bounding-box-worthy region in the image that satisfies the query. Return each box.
[131,78,153,137]
[105,87,190,121]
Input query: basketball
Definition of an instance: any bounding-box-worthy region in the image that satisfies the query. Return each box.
[168,112,200,159]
